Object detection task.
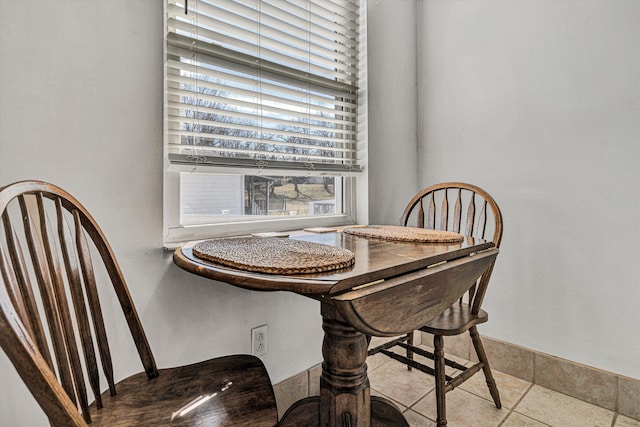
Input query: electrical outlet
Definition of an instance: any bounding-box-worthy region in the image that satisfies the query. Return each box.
[251,325,268,356]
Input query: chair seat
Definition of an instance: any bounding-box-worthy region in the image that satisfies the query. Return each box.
[419,303,488,336]
[89,355,277,427]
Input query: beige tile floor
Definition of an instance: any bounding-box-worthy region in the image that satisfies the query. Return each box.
[367,345,640,427]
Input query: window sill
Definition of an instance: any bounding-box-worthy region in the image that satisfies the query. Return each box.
[163,224,359,250]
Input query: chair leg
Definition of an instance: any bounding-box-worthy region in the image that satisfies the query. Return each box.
[433,335,447,426]
[406,331,413,371]
[469,326,502,409]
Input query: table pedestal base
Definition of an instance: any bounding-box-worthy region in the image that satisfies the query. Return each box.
[279,396,409,427]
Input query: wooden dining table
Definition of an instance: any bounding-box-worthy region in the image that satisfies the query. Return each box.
[173,230,498,427]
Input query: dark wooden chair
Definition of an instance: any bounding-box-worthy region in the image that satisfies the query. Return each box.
[0,180,278,426]
[368,182,503,426]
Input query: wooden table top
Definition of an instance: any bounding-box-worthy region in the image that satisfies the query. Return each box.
[173,231,495,297]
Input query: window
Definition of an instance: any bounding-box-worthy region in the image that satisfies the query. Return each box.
[163,0,366,246]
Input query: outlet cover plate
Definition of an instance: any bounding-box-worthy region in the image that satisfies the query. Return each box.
[251,324,268,356]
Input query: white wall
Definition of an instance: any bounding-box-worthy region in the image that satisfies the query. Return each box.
[417,0,640,379]
[367,0,420,224]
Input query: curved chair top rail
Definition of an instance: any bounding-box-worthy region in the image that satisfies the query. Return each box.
[400,182,503,248]
[0,180,156,425]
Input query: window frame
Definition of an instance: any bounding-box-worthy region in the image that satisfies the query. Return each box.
[162,0,368,247]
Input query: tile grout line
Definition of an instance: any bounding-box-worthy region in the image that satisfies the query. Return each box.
[506,345,549,426]
[404,386,434,417]
[495,382,551,427]
[367,353,434,419]
[613,375,619,426]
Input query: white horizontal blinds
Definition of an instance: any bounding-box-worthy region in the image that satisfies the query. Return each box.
[166,0,361,171]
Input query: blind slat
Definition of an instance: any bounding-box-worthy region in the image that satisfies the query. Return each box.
[168,153,361,171]
[168,130,356,155]
[169,145,357,165]
[167,102,357,136]
[168,113,355,142]
[167,14,358,76]
[168,32,357,89]
[189,0,360,43]
[167,3,358,55]
[260,0,359,40]
[166,69,358,120]
[166,64,357,112]
[167,86,357,127]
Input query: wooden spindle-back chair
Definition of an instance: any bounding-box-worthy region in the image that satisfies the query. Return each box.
[0,180,278,426]
[368,182,503,426]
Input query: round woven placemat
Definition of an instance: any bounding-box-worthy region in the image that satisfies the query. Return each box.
[343,225,464,243]
[192,237,355,275]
